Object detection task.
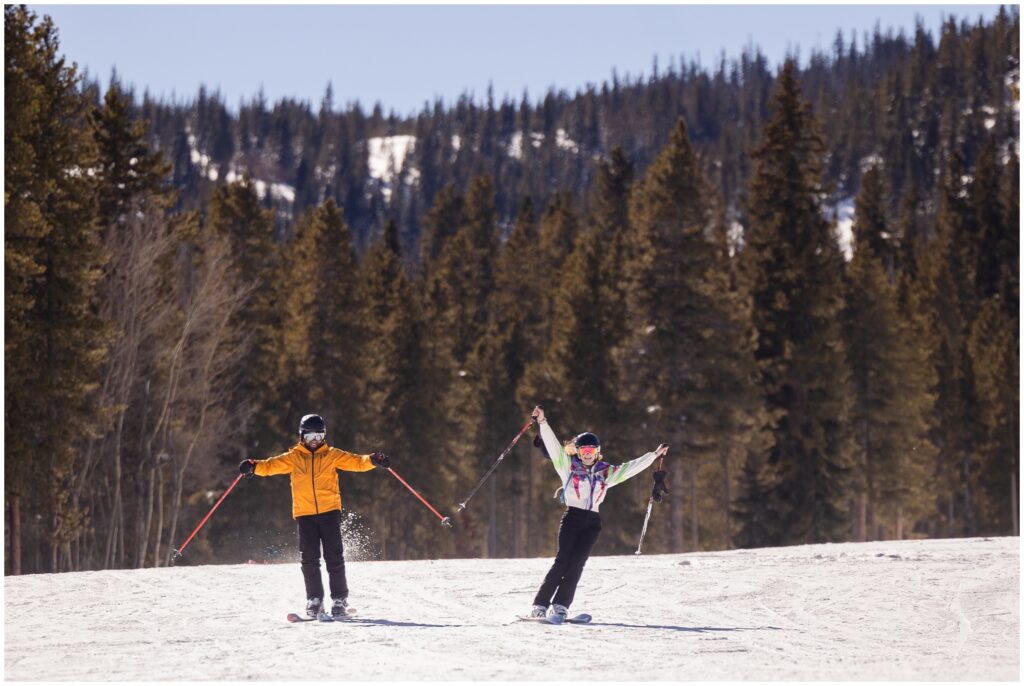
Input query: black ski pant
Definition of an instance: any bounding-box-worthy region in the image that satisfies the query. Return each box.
[297,509,348,601]
[533,507,602,609]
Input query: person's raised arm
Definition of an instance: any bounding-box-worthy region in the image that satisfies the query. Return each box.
[605,443,669,487]
[532,406,570,481]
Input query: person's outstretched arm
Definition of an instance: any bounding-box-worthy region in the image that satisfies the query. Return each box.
[532,406,570,481]
[240,449,297,477]
[332,448,378,472]
[605,443,669,487]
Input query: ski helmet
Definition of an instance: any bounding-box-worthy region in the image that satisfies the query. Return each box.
[573,432,601,450]
[299,414,327,436]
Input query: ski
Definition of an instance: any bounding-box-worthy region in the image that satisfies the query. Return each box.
[517,614,564,625]
[287,612,333,623]
[516,612,591,625]
[286,607,358,623]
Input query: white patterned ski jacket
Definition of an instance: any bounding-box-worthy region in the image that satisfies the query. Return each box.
[537,420,659,512]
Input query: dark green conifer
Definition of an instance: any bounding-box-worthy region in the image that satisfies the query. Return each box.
[5,5,107,572]
[91,82,173,226]
[741,62,852,545]
[843,181,936,540]
[628,118,760,551]
[207,178,283,455]
[358,219,443,559]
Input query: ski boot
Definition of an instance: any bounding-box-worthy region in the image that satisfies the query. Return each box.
[305,597,323,619]
[330,597,350,619]
[528,604,547,618]
[550,604,569,620]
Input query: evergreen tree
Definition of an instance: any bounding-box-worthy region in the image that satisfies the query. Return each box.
[998,150,1019,319]
[417,184,464,279]
[357,219,443,559]
[5,5,108,573]
[92,82,174,226]
[629,118,760,552]
[307,200,365,448]
[923,150,998,536]
[206,178,283,457]
[842,177,935,540]
[853,165,896,280]
[741,62,852,545]
[965,297,1019,535]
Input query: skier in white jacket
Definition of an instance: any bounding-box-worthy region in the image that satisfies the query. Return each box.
[528,405,669,620]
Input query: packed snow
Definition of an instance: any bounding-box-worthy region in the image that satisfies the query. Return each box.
[4,536,1017,680]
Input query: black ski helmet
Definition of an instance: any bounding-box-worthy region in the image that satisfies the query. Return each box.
[299,414,327,436]
[573,432,601,450]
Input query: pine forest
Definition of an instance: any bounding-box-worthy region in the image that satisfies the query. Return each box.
[4,5,1020,574]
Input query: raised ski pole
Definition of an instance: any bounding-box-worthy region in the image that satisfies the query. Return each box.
[386,467,453,528]
[634,456,666,556]
[171,473,246,562]
[457,416,536,512]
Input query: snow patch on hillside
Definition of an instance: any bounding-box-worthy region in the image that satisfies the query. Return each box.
[507,129,579,159]
[4,537,1017,681]
[366,134,416,184]
[828,198,856,260]
[223,169,295,203]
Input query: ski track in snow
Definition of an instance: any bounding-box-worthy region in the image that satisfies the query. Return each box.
[4,537,1018,681]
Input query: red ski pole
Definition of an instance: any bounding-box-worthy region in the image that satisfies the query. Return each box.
[386,467,453,528]
[172,473,245,561]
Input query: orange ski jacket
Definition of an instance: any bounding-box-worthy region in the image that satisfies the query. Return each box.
[253,442,376,518]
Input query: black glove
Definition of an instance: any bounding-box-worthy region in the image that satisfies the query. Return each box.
[370,451,390,469]
[239,459,256,477]
[651,470,669,503]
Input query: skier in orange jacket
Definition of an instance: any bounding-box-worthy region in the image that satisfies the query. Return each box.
[240,413,389,619]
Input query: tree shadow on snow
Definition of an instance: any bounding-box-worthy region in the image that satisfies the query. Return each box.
[586,622,784,633]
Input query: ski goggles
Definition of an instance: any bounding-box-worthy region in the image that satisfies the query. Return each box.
[302,431,326,444]
[578,445,600,457]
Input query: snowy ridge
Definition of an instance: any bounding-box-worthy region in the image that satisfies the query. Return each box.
[4,537,1017,680]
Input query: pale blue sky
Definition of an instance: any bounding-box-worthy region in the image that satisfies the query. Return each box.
[30,4,1005,114]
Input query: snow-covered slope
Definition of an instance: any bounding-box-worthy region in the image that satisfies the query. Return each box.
[4,537,1017,681]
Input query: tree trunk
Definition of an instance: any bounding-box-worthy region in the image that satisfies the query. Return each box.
[12,496,22,575]
[1011,472,1018,537]
[867,499,876,542]
[962,456,975,536]
[487,477,497,557]
[720,444,732,549]
[137,460,155,568]
[511,467,521,558]
[896,505,904,540]
[669,457,684,552]
[526,451,534,556]
[153,465,165,567]
[856,494,867,542]
[689,462,698,550]
[104,411,127,568]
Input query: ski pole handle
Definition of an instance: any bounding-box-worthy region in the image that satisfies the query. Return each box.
[172,473,245,561]
[387,467,453,528]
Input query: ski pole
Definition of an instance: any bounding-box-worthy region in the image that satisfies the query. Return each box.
[457,416,535,512]
[634,456,665,556]
[634,498,655,555]
[386,467,453,528]
[172,472,245,562]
